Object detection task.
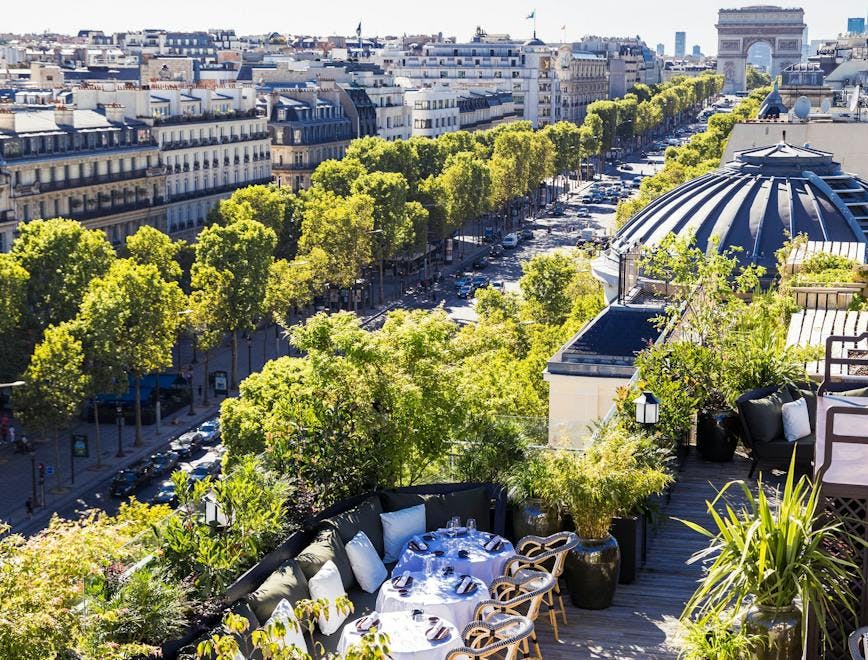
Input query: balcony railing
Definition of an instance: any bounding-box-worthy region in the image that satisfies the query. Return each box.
[14,168,161,195]
[151,109,264,127]
[167,176,273,202]
[66,197,165,221]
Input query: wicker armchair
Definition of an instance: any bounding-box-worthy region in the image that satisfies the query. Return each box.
[502,531,579,641]
[851,627,868,659]
[445,615,535,660]
[473,570,555,659]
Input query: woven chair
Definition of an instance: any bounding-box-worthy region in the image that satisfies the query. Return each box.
[473,570,555,659]
[445,615,535,660]
[502,531,579,642]
[851,627,868,659]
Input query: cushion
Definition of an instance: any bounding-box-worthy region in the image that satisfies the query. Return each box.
[434,487,491,532]
[307,560,348,636]
[740,386,793,443]
[344,531,387,593]
[787,385,817,430]
[755,433,815,462]
[319,496,385,556]
[246,560,309,624]
[295,528,355,591]
[782,398,811,443]
[838,385,868,397]
[263,598,308,654]
[380,504,426,563]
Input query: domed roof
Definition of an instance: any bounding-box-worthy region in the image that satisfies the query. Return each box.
[524,37,545,46]
[612,142,868,271]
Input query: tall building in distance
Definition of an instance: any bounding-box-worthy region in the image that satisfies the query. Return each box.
[692,45,701,58]
[674,31,686,58]
[847,17,866,35]
[656,43,665,57]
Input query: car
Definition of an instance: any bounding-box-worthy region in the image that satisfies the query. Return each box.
[150,479,179,506]
[188,461,221,484]
[472,255,489,270]
[490,244,504,258]
[197,419,221,445]
[490,280,505,291]
[457,284,475,299]
[471,275,489,288]
[520,228,534,241]
[150,450,180,476]
[454,275,471,289]
[169,437,194,459]
[110,468,147,497]
[576,209,591,218]
[176,430,203,448]
[501,233,519,248]
[620,163,634,171]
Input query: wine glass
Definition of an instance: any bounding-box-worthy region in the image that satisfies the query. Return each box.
[424,554,436,575]
[467,517,477,533]
[447,517,458,538]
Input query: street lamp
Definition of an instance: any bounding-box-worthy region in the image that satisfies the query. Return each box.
[204,490,231,529]
[633,391,660,426]
[244,331,253,376]
[115,404,125,458]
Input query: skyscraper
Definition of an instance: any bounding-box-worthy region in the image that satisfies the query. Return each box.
[674,31,686,58]
[656,42,665,57]
[692,44,701,58]
[847,17,866,35]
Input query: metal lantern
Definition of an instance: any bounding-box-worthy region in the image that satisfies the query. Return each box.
[204,491,230,528]
[633,391,660,425]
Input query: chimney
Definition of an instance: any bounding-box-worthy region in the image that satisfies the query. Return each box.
[54,104,74,127]
[102,103,127,124]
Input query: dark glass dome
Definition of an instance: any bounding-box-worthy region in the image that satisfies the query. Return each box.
[611,142,868,271]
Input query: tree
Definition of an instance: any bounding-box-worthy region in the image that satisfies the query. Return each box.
[264,248,329,326]
[310,158,367,197]
[79,260,186,445]
[540,122,582,176]
[519,252,582,325]
[745,65,772,90]
[408,136,446,181]
[17,322,90,491]
[125,225,183,281]
[189,265,232,408]
[215,185,297,259]
[11,218,115,331]
[489,129,533,209]
[586,100,619,155]
[297,190,374,289]
[440,152,491,235]
[345,137,418,190]
[193,219,276,390]
[0,254,29,336]
[351,172,416,303]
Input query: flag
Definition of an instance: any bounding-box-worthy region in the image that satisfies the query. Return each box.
[561,24,566,30]
[356,22,362,37]
[526,10,535,19]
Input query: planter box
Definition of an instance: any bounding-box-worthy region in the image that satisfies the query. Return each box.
[792,283,865,310]
[611,514,644,584]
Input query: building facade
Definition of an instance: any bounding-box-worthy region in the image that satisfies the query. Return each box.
[404,87,460,137]
[555,46,608,124]
[675,31,686,59]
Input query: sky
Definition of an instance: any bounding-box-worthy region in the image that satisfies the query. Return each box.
[4,0,867,55]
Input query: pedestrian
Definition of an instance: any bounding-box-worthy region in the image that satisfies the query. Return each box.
[8,425,14,446]
[25,497,33,519]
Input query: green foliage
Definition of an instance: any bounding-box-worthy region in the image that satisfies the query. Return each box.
[265,250,329,325]
[219,185,298,259]
[679,454,864,640]
[745,65,771,90]
[310,157,367,197]
[789,253,863,286]
[519,251,604,326]
[0,253,29,335]
[679,617,759,660]
[126,225,184,281]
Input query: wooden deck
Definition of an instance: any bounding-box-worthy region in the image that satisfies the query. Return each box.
[538,452,767,659]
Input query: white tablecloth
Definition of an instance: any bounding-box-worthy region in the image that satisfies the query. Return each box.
[337,611,460,660]
[376,571,489,629]
[393,530,514,585]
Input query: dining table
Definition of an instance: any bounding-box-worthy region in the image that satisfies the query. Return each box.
[376,570,489,630]
[392,529,515,586]
[337,610,460,660]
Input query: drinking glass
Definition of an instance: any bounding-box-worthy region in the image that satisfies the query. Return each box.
[424,554,436,575]
[447,517,457,538]
[467,517,477,533]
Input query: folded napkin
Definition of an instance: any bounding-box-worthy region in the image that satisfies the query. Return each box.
[408,538,429,552]
[355,613,380,632]
[483,536,504,552]
[457,549,469,558]
[422,533,436,542]
[426,622,450,642]
[455,575,476,595]
[392,574,413,589]
[432,549,445,557]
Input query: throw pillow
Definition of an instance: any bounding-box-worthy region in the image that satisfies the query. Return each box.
[246,560,309,623]
[263,598,308,654]
[782,398,811,443]
[344,531,387,593]
[295,528,354,591]
[319,496,385,556]
[740,386,793,443]
[787,384,818,431]
[307,560,348,636]
[380,504,426,563]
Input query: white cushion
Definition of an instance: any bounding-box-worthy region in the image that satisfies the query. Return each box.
[263,598,308,654]
[782,398,811,443]
[380,504,426,563]
[307,560,348,635]
[344,531,387,593]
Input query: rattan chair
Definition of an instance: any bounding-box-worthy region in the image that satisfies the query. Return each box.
[473,570,555,659]
[445,615,535,660]
[850,626,868,659]
[502,531,579,642]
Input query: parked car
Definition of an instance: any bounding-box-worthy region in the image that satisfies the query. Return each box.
[454,275,472,290]
[491,279,505,291]
[576,209,591,218]
[457,284,475,299]
[471,275,490,289]
[620,163,634,171]
[150,479,179,506]
[520,227,534,241]
[472,255,489,270]
[490,244,504,258]
[197,419,221,445]
[170,437,195,459]
[188,461,220,485]
[150,450,180,477]
[501,233,519,248]
[110,467,148,497]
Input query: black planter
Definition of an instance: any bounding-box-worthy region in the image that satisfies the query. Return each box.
[564,534,620,609]
[511,498,561,541]
[611,515,643,584]
[697,408,740,462]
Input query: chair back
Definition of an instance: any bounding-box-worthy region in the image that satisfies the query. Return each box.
[508,531,579,579]
[851,626,868,660]
[446,615,535,660]
[475,570,555,623]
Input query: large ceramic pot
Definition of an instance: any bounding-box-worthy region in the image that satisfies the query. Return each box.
[744,603,802,660]
[696,408,740,463]
[511,498,560,540]
[564,534,620,609]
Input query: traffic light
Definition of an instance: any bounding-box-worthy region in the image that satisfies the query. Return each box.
[38,463,45,484]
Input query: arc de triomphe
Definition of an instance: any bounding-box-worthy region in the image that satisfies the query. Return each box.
[716,5,805,94]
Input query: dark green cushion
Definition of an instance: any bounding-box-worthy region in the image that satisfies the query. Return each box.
[381,488,491,533]
[295,528,355,592]
[246,560,309,624]
[319,496,385,557]
[741,386,793,443]
[838,385,868,397]
[787,385,818,431]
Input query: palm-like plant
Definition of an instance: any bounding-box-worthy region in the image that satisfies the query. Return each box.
[679,453,863,639]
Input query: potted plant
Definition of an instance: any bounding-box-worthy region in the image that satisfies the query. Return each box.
[504,453,561,539]
[541,435,670,610]
[679,453,863,660]
[696,390,740,463]
[680,615,759,660]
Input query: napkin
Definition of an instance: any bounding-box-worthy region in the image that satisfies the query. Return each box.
[455,575,476,595]
[422,533,436,542]
[483,536,504,552]
[432,549,445,557]
[457,549,469,558]
[426,622,450,642]
[392,574,413,589]
[355,613,380,632]
[408,538,429,552]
